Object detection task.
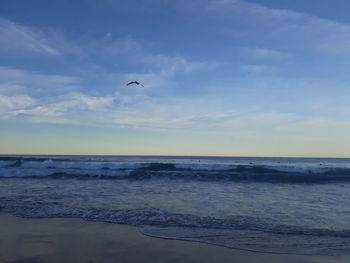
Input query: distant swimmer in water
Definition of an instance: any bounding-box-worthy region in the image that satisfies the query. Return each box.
[126,81,144,87]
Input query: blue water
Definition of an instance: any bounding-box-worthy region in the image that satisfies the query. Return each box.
[1,155,350,255]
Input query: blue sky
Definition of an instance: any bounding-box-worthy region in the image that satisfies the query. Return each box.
[1,0,350,157]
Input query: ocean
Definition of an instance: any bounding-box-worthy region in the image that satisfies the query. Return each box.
[0,155,350,255]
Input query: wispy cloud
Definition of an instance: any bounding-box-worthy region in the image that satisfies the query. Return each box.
[205,0,350,56]
[278,118,350,136]
[112,41,217,90]
[123,71,176,90]
[0,94,35,114]
[53,35,218,91]
[0,67,82,120]
[0,83,27,95]
[99,37,144,57]
[139,54,216,74]
[11,92,115,119]
[0,18,60,56]
[0,66,79,94]
[120,55,215,90]
[2,64,347,147]
[244,47,291,60]
[240,64,274,72]
[7,88,298,132]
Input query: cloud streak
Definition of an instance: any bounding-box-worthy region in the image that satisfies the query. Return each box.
[0,18,60,56]
[205,0,350,56]
[0,94,35,114]
[244,47,292,60]
[0,67,79,94]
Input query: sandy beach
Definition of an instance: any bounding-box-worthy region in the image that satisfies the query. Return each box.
[0,213,348,263]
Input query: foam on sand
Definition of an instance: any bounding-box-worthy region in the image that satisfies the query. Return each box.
[1,213,349,263]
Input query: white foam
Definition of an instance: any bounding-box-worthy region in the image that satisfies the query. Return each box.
[0,167,132,178]
[21,160,146,170]
[175,164,235,171]
[270,166,328,174]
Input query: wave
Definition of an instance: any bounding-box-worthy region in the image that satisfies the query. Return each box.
[21,160,146,170]
[1,165,350,184]
[0,160,17,167]
[1,200,349,255]
[1,200,349,237]
[1,156,350,183]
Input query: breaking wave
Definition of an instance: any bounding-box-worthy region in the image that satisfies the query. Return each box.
[0,156,350,183]
[2,155,350,255]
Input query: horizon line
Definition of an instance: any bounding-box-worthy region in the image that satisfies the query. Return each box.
[0,153,349,159]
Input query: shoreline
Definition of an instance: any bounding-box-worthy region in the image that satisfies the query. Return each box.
[1,213,349,263]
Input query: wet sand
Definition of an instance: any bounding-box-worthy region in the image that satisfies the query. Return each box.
[0,213,349,263]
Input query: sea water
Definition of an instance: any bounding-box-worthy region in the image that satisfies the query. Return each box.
[0,155,350,255]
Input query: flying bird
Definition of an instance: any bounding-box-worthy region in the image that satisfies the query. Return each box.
[126,81,144,87]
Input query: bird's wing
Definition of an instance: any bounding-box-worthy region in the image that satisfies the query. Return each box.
[127,81,144,87]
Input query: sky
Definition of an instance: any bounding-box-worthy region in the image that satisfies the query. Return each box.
[1,0,350,157]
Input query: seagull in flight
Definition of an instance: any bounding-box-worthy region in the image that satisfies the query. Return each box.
[126,81,144,87]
